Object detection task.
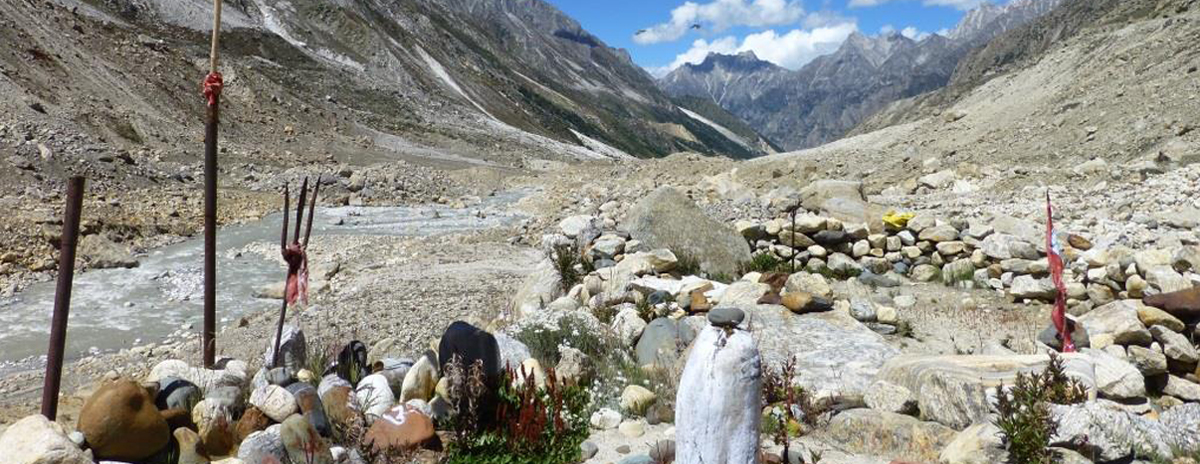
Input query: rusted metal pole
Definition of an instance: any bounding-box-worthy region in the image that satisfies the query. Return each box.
[272,185,290,368]
[202,0,223,368]
[41,176,85,420]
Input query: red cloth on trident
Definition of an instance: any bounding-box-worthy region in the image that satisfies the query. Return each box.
[202,72,223,107]
[282,243,308,306]
[1046,193,1075,352]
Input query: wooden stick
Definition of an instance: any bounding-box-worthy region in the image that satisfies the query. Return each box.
[209,0,222,73]
[41,177,85,420]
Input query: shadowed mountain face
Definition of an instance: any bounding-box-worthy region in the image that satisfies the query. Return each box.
[0,0,774,161]
[659,0,1063,151]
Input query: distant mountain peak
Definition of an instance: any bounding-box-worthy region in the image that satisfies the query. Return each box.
[682,51,783,74]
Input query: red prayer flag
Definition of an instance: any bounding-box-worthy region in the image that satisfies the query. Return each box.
[1046,192,1074,352]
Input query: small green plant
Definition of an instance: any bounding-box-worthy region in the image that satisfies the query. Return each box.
[512,314,612,366]
[553,243,583,293]
[444,367,590,464]
[762,356,830,460]
[636,298,654,322]
[738,253,787,275]
[894,320,914,338]
[993,352,1088,464]
[709,272,736,284]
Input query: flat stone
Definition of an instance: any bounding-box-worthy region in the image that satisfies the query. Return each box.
[864,380,916,414]
[707,307,745,328]
[1150,325,1199,364]
[0,414,92,464]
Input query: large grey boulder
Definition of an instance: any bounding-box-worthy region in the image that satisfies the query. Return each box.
[825,409,955,462]
[799,179,877,225]
[675,324,761,464]
[624,187,750,275]
[876,354,1097,429]
[1077,300,1153,346]
[1050,401,1176,461]
[635,318,696,369]
[1081,348,1145,400]
[746,306,898,400]
[511,259,563,318]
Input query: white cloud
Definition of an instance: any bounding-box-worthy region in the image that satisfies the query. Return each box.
[849,0,989,9]
[923,0,988,10]
[653,21,858,75]
[634,0,807,45]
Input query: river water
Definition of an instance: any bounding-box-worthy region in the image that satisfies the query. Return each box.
[0,191,527,374]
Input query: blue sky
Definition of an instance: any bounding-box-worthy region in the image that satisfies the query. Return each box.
[548,0,993,76]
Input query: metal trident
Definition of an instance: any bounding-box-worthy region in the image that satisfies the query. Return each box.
[272,176,319,368]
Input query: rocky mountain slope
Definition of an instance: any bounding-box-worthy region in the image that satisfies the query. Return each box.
[0,0,772,163]
[660,0,1062,150]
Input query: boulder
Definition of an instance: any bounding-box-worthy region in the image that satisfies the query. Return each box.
[0,414,92,464]
[357,374,396,417]
[77,379,170,461]
[1145,266,1192,293]
[511,259,563,318]
[281,414,332,464]
[1150,325,1199,364]
[590,408,622,430]
[558,215,595,238]
[1137,306,1186,333]
[635,317,696,369]
[399,352,438,403]
[864,380,916,414]
[155,376,202,412]
[192,399,236,457]
[718,281,770,307]
[556,346,592,385]
[980,234,1038,260]
[1164,376,1200,401]
[876,354,1097,429]
[612,306,648,347]
[373,358,413,397]
[147,359,249,393]
[675,325,761,464]
[363,404,435,452]
[494,333,531,372]
[249,384,298,423]
[264,325,306,371]
[1143,286,1200,318]
[287,383,332,438]
[825,409,955,462]
[624,186,751,275]
[1077,300,1153,346]
[799,179,876,225]
[784,272,832,298]
[1009,275,1056,301]
[174,428,206,464]
[748,307,898,400]
[237,424,286,464]
[1050,401,1174,461]
[1127,345,1168,376]
[1081,348,1145,400]
[938,422,1006,464]
[235,407,271,443]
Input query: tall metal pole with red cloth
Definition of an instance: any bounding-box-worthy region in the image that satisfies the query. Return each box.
[1046,191,1075,352]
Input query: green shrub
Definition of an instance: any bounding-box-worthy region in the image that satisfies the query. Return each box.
[552,243,582,293]
[738,253,787,275]
[993,352,1088,464]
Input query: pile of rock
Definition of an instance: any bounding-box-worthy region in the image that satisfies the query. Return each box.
[736,208,1200,314]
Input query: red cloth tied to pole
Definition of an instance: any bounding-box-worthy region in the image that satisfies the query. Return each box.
[202,72,223,107]
[282,243,308,306]
[1046,192,1074,352]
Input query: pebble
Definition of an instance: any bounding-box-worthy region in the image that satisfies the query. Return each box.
[707,307,744,328]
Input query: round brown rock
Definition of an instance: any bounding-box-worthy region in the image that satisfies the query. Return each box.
[77,379,171,461]
[363,404,435,452]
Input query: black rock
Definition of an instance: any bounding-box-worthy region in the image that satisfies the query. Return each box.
[333,340,369,385]
[438,321,502,424]
[647,290,673,305]
[813,230,847,245]
[155,376,201,412]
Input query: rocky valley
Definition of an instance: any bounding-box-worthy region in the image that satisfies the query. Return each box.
[2,0,1200,463]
